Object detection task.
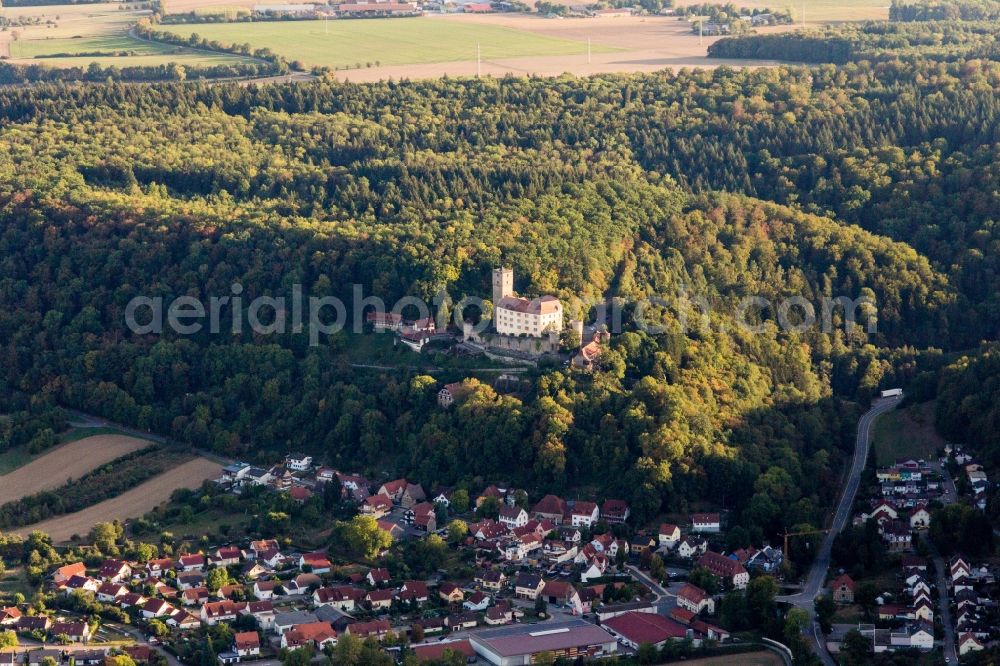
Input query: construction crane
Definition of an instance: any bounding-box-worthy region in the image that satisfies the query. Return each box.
[782,528,828,563]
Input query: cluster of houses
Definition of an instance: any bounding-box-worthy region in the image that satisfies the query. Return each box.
[948,555,992,655]
[948,444,991,511]
[854,459,943,553]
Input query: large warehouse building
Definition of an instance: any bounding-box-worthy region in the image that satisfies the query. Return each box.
[469,619,618,666]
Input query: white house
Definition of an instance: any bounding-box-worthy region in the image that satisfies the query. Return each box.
[498,506,529,530]
[658,524,680,548]
[690,513,721,533]
[569,502,600,528]
[286,453,313,472]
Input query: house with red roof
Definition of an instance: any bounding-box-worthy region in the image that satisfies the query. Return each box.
[690,513,721,533]
[412,640,476,663]
[233,631,261,658]
[600,499,630,524]
[676,583,714,614]
[53,562,87,584]
[657,524,681,548]
[570,501,599,528]
[602,612,688,649]
[696,552,749,589]
[532,495,568,524]
[830,574,857,604]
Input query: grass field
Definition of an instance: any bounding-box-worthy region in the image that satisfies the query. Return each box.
[1,2,250,67]
[872,401,947,466]
[675,652,783,666]
[0,434,153,505]
[160,17,620,69]
[14,457,224,542]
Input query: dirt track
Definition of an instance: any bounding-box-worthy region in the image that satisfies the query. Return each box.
[0,435,150,505]
[14,457,223,542]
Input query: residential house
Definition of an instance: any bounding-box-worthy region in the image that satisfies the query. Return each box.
[53,562,87,584]
[438,383,469,408]
[182,587,210,606]
[676,583,714,614]
[345,619,391,641]
[569,501,599,528]
[446,611,478,632]
[244,601,276,631]
[234,631,261,658]
[98,559,132,583]
[366,589,394,611]
[831,574,856,604]
[282,622,337,650]
[253,581,278,600]
[146,558,173,578]
[50,621,91,643]
[690,513,721,533]
[463,591,490,612]
[299,552,332,574]
[959,632,985,655]
[658,524,681,549]
[532,495,568,524]
[362,494,393,518]
[96,582,128,603]
[284,573,323,596]
[399,581,429,604]
[274,610,319,635]
[600,499,630,525]
[474,570,506,592]
[909,504,931,529]
[366,568,390,587]
[439,583,464,604]
[401,483,426,508]
[177,554,206,572]
[377,479,408,502]
[286,453,313,472]
[541,580,583,614]
[202,601,246,626]
[513,573,544,600]
[313,586,364,612]
[696,552,749,589]
[498,506,529,530]
[484,603,514,626]
[676,536,707,559]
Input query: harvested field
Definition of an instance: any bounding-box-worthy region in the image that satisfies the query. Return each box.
[678,652,784,666]
[0,435,150,505]
[14,457,223,542]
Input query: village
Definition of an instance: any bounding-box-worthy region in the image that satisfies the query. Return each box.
[818,442,998,659]
[0,445,799,666]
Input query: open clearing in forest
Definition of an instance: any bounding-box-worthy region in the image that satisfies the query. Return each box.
[0,434,151,505]
[14,457,224,542]
[872,400,948,466]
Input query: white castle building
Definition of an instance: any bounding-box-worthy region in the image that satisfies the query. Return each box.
[492,268,563,337]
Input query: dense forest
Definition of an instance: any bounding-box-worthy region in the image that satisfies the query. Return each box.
[1,43,999,539]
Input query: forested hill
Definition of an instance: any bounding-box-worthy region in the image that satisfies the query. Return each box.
[0,60,994,531]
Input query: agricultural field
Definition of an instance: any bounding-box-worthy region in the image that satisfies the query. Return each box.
[0,434,151,505]
[0,1,249,67]
[672,0,890,22]
[159,15,622,69]
[14,457,224,542]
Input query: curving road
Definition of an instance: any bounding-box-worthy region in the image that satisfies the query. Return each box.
[777,395,902,664]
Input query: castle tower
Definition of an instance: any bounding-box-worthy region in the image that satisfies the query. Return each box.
[492,267,513,306]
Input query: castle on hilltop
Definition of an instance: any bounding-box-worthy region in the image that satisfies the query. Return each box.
[491,267,564,338]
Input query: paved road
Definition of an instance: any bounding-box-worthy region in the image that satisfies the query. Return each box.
[777,395,902,664]
[922,527,959,662]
